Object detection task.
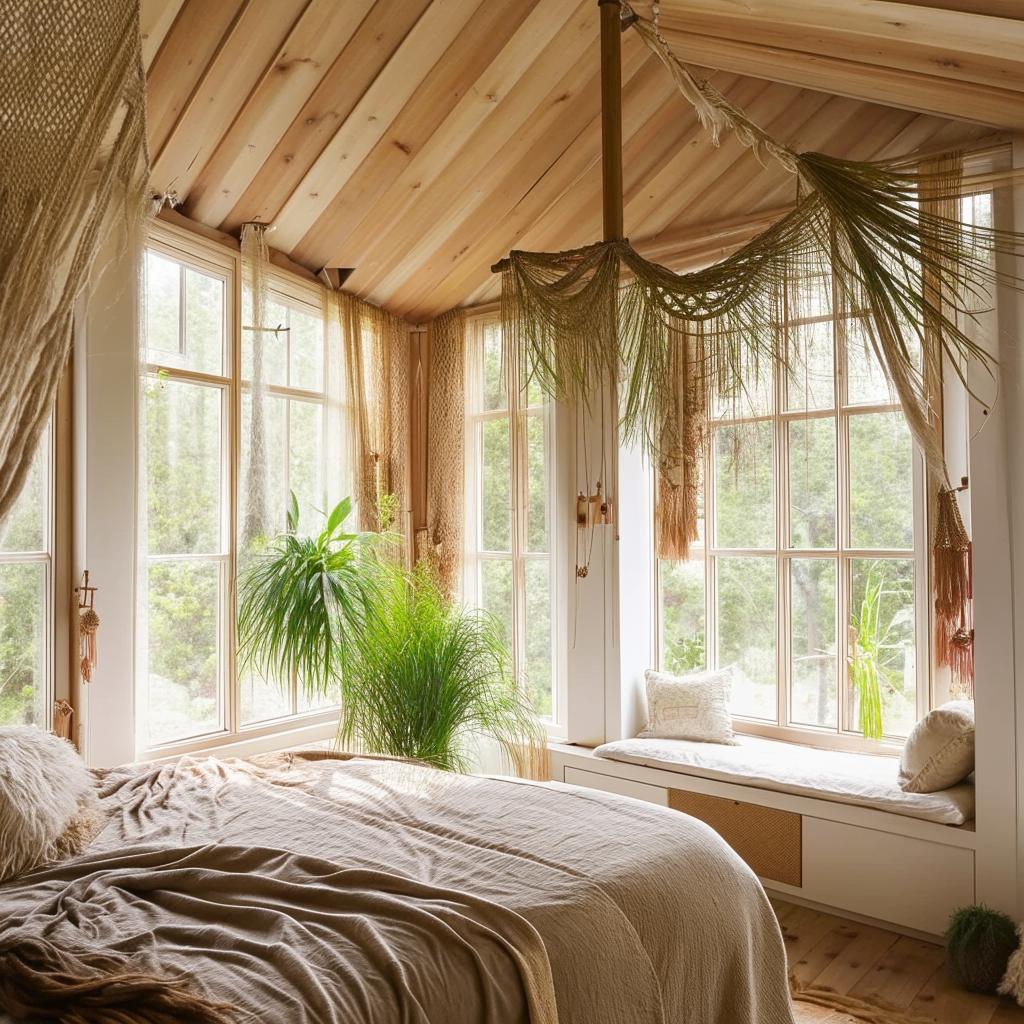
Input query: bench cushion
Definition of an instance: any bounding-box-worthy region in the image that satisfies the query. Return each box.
[593,734,974,825]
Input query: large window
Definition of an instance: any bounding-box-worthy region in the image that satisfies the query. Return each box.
[658,272,928,748]
[140,231,340,753]
[464,316,559,726]
[0,428,54,726]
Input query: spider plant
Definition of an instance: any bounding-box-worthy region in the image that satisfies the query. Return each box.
[237,494,382,703]
[337,562,544,773]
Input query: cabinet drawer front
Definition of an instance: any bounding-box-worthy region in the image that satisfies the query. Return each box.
[564,766,669,806]
[668,789,802,887]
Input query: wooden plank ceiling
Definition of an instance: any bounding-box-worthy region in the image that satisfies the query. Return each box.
[141,0,1023,323]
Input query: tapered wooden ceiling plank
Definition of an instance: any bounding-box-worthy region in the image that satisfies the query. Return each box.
[662,11,1024,94]
[184,0,377,226]
[140,0,186,71]
[332,0,601,298]
[648,0,1024,64]
[288,0,550,271]
[886,0,1022,17]
[151,0,310,199]
[219,0,434,234]
[269,0,487,253]
[393,50,671,321]
[146,0,250,159]
[656,28,1024,128]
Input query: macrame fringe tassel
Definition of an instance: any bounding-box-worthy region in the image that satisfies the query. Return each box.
[51,699,74,740]
[0,936,237,1024]
[78,607,100,684]
[934,486,974,696]
[789,975,934,1024]
[655,478,698,561]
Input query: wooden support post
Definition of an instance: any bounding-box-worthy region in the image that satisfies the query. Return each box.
[599,0,624,241]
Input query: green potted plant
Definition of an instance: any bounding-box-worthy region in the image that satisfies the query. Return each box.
[945,905,1020,994]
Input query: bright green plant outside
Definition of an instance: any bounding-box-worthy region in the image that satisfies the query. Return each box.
[848,560,911,740]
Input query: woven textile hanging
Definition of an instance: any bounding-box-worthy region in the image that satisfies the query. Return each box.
[324,289,411,539]
[424,309,467,598]
[0,0,149,521]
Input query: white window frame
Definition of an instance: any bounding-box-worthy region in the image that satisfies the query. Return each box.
[657,273,930,754]
[463,312,566,736]
[138,226,340,759]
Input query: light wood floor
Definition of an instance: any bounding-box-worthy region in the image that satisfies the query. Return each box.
[773,899,1024,1024]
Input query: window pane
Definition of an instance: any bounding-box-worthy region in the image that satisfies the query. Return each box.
[146,378,223,555]
[525,412,548,554]
[714,422,773,549]
[848,412,914,549]
[480,418,511,551]
[0,427,48,552]
[183,267,225,376]
[145,560,221,745]
[525,560,553,719]
[480,559,513,644]
[289,304,324,391]
[788,272,831,321]
[241,290,288,386]
[717,556,776,720]
[786,320,834,412]
[240,671,291,725]
[712,348,772,420]
[240,392,287,542]
[844,318,893,406]
[297,679,340,714]
[290,400,325,532]
[790,558,837,728]
[0,563,46,726]
[788,417,836,549]
[145,252,181,363]
[481,324,505,412]
[659,559,706,673]
[849,558,916,738]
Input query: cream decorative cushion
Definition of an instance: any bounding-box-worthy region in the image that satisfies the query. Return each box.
[641,667,736,744]
[898,700,975,793]
[0,725,101,883]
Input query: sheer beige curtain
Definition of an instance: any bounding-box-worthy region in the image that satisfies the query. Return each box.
[0,0,149,521]
[423,309,467,597]
[323,290,411,545]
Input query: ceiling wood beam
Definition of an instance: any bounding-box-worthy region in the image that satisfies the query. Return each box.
[655,28,1024,128]
[140,0,186,71]
[288,0,555,270]
[183,0,377,225]
[269,0,487,252]
[218,0,434,234]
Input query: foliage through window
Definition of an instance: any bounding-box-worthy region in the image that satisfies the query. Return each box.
[658,268,928,746]
[465,317,557,724]
[140,235,341,752]
[0,428,53,727]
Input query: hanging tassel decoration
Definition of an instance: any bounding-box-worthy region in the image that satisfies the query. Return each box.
[79,607,100,683]
[51,700,74,740]
[934,484,973,696]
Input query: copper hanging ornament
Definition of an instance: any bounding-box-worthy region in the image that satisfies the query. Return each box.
[933,482,973,696]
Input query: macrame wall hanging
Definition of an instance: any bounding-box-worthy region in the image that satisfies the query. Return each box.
[492,0,1020,694]
[0,0,149,524]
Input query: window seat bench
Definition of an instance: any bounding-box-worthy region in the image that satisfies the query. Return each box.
[594,734,974,826]
[550,737,977,937]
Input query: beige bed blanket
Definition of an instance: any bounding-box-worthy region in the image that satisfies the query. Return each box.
[0,753,794,1024]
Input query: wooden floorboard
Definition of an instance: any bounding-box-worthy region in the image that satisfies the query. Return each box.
[773,899,1024,1024]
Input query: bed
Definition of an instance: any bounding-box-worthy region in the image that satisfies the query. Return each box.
[0,752,795,1024]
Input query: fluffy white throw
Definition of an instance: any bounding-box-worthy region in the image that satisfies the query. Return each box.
[0,726,95,883]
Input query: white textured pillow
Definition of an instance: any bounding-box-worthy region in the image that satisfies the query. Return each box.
[641,667,736,744]
[0,725,99,883]
[899,700,975,793]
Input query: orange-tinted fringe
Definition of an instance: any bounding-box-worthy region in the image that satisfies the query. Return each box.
[934,486,974,697]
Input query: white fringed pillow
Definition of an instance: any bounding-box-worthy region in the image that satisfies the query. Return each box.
[0,726,100,883]
[641,667,736,744]
[898,700,975,793]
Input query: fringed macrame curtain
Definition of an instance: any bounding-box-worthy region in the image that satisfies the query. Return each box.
[424,309,467,598]
[0,0,149,521]
[240,224,273,547]
[323,290,411,539]
[498,4,1020,700]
